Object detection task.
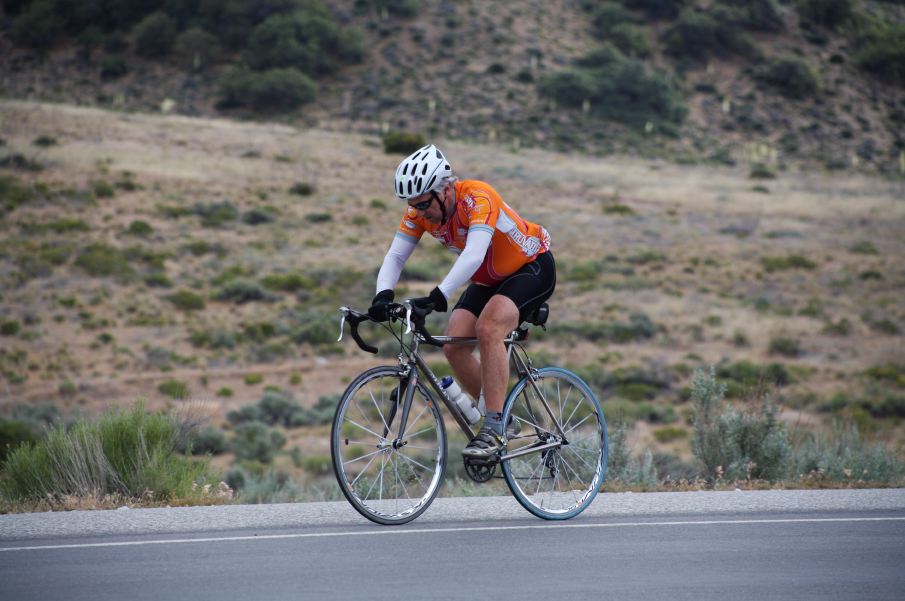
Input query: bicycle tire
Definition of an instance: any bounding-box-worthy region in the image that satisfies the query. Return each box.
[331,366,447,525]
[501,367,607,520]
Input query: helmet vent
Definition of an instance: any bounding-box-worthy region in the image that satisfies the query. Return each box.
[426,175,436,190]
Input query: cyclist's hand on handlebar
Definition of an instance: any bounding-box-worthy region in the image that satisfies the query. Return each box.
[368,289,395,322]
[409,287,448,314]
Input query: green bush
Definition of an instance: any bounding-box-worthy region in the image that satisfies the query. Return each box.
[166,289,206,311]
[289,182,315,196]
[218,67,318,112]
[127,220,154,236]
[382,131,427,154]
[761,254,817,272]
[134,11,178,58]
[11,0,64,51]
[231,421,286,463]
[261,272,316,292]
[0,419,38,463]
[158,379,190,399]
[100,56,129,80]
[716,0,784,32]
[245,11,348,74]
[795,0,853,28]
[183,425,227,455]
[606,422,659,488]
[213,280,277,304]
[193,200,239,227]
[1,405,209,504]
[172,27,222,71]
[755,56,821,99]
[1,175,38,216]
[622,0,687,18]
[691,367,791,484]
[853,24,905,86]
[661,8,757,62]
[0,320,21,336]
[794,422,903,484]
[540,45,686,129]
[75,243,134,280]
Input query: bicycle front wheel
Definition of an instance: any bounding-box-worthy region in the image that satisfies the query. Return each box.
[331,366,446,525]
[501,367,607,520]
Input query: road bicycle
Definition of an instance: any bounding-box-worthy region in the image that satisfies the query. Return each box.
[332,301,608,525]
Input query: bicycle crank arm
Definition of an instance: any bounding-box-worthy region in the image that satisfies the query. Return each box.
[500,440,561,462]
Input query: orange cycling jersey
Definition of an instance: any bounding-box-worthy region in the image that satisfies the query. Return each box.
[396,180,551,286]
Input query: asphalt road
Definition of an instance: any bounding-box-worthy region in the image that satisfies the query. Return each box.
[2,490,904,601]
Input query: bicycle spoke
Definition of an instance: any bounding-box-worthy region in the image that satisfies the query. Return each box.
[343,447,384,466]
[369,390,394,437]
[563,412,592,435]
[343,417,385,440]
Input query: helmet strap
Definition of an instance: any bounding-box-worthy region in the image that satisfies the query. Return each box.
[431,190,449,226]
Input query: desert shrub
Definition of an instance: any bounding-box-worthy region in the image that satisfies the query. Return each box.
[849,241,879,255]
[356,0,419,17]
[134,11,178,58]
[166,289,206,311]
[229,466,305,504]
[540,45,686,129]
[261,272,316,292]
[0,419,38,463]
[768,336,802,358]
[11,0,64,51]
[92,180,115,198]
[608,23,652,57]
[75,243,133,280]
[301,454,332,475]
[11,403,61,428]
[1,175,38,216]
[193,200,239,227]
[793,422,903,484]
[691,367,790,484]
[244,11,356,75]
[158,379,190,399]
[21,218,90,234]
[606,423,659,488]
[183,425,227,456]
[795,0,853,28]
[144,272,172,288]
[218,67,318,111]
[715,0,783,32]
[127,220,154,236]
[289,182,315,195]
[653,425,688,444]
[853,23,905,86]
[0,320,21,336]
[32,136,57,147]
[241,208,275,225]
[749,163,776,179]
[231,421,286,463]
[557,313,657,344]
[622,0,687,18]
[213,280,276,304]
[755,56,821,99]
[716,360,791,395]
[382,131,427,154]
[172,27,222,71]
[761,254,817,272]
[590,2,642,37]
[0,405,209,503]
[662,8,758,62]
[100,56,129,80]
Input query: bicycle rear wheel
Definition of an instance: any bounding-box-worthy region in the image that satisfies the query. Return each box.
[501,367,607,520]
[331,366,446,525]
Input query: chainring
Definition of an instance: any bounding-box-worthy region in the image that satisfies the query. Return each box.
[463,457,497,483]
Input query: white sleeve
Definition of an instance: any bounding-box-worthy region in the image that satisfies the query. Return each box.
[375,234,418,293]
[438,228,493,299]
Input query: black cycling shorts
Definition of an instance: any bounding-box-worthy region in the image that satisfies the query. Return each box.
[453,252,556,322]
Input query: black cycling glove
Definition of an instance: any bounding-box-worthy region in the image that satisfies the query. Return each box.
[410,287,448,313]
[368,289,395,322]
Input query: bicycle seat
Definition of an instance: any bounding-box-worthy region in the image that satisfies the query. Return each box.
[523,303,549,327]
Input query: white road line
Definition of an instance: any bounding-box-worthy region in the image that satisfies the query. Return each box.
[2,516,903,553]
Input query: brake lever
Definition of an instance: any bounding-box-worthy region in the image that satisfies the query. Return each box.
[337,306,349,342]
[403,302,413,334]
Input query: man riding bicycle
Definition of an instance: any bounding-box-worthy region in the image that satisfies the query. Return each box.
[368,144,556,459]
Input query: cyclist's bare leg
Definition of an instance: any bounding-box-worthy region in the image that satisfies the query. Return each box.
[444,308,482,399]
[475,295,520,414]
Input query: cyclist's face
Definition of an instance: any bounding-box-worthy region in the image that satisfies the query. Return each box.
[408,186,447,224]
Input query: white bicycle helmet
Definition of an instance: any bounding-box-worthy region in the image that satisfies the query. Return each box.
[394,144,452,200]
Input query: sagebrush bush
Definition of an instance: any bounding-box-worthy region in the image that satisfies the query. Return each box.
[231,421,286,463]
[853,23,905,86]
[134,11,178,58]
[662,8,757,62]
[795,0,853,28]
[794,422,903,484]
[540,45,686,129]
[755,56,821,99]
[382,131,427,154]
[1,405,209,504]
[166,289,206,311]
[75,243,134,280]
[172,27,222,71]
[218,67,318,112]
[691,367,791,484]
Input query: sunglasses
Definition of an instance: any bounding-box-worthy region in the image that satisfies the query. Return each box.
[410,190,441,211]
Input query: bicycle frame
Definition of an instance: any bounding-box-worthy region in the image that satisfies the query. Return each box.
[393,330,570,464]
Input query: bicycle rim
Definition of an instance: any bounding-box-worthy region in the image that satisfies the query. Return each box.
[331,366,446,525]
[501,367,607,520]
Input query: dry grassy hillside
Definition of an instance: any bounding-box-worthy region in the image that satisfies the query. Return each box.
[1,100,904,469]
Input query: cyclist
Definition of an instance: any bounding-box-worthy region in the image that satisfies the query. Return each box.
[368,144,556,459]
